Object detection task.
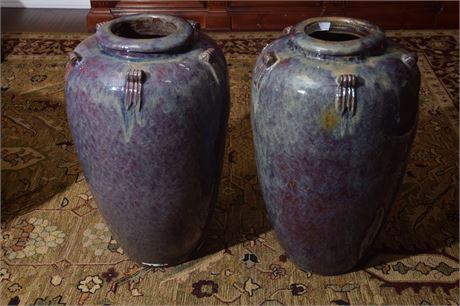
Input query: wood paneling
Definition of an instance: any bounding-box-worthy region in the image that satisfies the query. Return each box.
[114,1,206,8]
[87,1,231,31]
[322,1,452,29]
[227,1,323,30]
[228,1,322,7]
[87,1,459,31]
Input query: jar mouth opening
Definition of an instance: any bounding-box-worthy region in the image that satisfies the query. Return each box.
[308,30,361,42]
[291,17,385,57]
[304,20,370,42]
[111,17,178,39]
[96,14,194,54]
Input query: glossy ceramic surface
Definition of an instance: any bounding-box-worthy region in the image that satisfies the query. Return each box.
[65,14,229,265]
[251,17,420,275]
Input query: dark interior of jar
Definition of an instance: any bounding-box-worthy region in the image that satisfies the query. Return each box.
[111,17,177,39]
[309,31,360,41]
[305,21,369,42]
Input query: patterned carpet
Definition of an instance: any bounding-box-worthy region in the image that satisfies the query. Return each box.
[1,30,459,305]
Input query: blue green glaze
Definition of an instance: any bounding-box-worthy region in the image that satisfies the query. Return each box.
[65,14,229,265]
[251,17,420,275]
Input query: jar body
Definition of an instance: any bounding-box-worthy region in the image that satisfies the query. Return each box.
[251,18,420,275]
[65,15,229,265]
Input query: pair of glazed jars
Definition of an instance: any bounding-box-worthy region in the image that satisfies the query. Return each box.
[65,14,420,275]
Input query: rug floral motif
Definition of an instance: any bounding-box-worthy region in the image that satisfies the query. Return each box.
[1,30,458,305]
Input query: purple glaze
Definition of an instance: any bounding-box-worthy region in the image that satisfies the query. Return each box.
[251,17,420,275]
[65,14,229,265]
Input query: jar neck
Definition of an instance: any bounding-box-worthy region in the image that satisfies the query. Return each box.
[96,14,195,57]
[288,17,386,59]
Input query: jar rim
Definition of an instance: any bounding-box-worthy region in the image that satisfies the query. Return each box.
[96,14,194,54]
[290,17,386,57]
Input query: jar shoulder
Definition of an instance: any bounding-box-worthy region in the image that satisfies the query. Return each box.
[251,36,420,142]
[254,36,419,87]
[74,32,223,64]
[253,36,420,109]
[66,33,228,98]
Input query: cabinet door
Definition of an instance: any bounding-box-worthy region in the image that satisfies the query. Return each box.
[87,0,458,31]
[323,1,457,29]
[113,1,206,8]
[228,1,322,30]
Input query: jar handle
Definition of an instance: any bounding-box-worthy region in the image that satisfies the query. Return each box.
[335,74,357,116]
[124,69,145,112]
[187,19,201,31]
[254,51,279,90]
[200,48,220,85]
[401,53,418,69]
[65,51,81,82]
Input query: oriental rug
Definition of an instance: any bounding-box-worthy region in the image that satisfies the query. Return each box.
[1,30,458,305]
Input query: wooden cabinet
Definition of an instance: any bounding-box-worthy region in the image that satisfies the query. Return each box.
[87,1,459,31]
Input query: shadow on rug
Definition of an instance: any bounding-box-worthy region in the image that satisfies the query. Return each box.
[1,31,458,305]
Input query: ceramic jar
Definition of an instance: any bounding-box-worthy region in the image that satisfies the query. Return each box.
[65,14,229,265]
[251,17,420,275]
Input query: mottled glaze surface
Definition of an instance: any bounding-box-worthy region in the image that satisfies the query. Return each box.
[65,14,229,265]
[251,17,420,275]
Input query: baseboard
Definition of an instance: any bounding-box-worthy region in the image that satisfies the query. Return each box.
[1,0,90,9]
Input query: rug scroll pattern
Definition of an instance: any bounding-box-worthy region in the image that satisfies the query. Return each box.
[1,30,458,305]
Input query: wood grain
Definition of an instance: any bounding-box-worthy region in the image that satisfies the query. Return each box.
[87,1,459,31]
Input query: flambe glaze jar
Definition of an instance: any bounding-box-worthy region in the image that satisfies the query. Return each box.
[251,17,420,275]
[65,14,229,265]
